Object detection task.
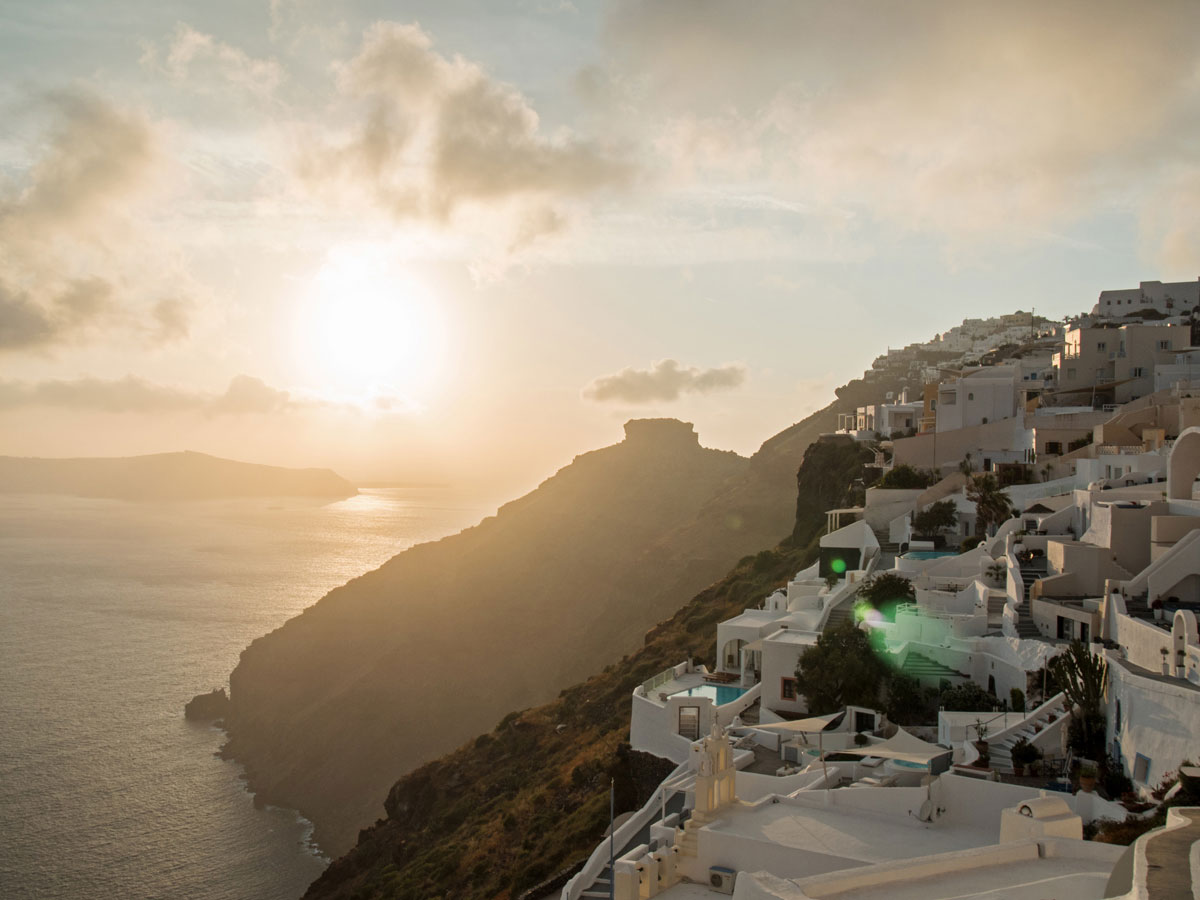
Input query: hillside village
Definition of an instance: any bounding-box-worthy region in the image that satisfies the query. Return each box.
[563,279,1200,900]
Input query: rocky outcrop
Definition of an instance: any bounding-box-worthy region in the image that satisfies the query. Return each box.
[0,451,356,501]
[185,688,231,722]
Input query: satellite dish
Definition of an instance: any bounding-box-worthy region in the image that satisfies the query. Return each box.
[918,800,934,822]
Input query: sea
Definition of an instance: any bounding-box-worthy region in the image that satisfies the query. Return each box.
[0,488,489,900]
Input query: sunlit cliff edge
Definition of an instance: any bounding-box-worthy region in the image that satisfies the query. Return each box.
[0,451,357,501]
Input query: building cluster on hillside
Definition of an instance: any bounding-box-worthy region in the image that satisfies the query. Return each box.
[562,278,1200,900]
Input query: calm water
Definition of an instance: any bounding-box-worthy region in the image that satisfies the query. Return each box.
[0,489,487,900]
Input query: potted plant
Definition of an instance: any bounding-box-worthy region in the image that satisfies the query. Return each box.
[1161,646,1171,675]
[1151,598,1164,621]
[854,732,870,747]
[973,719,990,768]
[1079,764,1098,793]
[1011,738,1041,776]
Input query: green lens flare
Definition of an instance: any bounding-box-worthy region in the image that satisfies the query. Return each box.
[830,558,847,574]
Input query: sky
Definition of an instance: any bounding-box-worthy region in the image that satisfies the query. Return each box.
[1,0,1197,501]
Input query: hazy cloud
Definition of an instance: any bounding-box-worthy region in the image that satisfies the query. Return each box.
[2,88,163,241]
[298,22,634,246]
[210,374,292,414]
[584,359,747,404]
[149,297,191,344]
[604,1,1200,246]
[0,88,186,353]
[0,373,294,415]
[143,24,284,99]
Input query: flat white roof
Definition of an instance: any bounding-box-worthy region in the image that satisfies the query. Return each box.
[751,840,1119,900]
[767,629,821,646]
[706,797,995,862]
[723,610,789,629]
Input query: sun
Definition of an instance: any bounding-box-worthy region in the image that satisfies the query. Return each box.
[294,245,445,407]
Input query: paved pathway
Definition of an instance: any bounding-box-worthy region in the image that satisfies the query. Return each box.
[1143,806,1200,900]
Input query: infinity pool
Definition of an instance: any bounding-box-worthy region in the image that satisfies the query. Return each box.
[901,550,960,560]
[670,684,749,705]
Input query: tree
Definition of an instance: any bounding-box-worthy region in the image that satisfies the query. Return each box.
[795,620,890,714]
[1051,641,1107,758]
[939,680,997,711]
[885,671,935,725]
[912,499,958,539]
[877,464,938,489]
[966,473,1014,537]
[857,572,915,621]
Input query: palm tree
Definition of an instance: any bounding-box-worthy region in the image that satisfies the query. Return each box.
[967,473,1013,537]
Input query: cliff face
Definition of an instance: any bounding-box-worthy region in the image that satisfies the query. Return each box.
[222,419,758,853]
[219,381,906,856]
[298,437,875,900]
[0,451,357,500]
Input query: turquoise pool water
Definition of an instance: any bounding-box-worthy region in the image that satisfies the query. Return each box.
[891,758,929,769]
[902,550,959,560]
[671,684,748,705]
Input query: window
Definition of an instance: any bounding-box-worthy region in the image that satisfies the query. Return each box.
[1134,753,1151,783]
[780,677,798,701]
[1158,340,1170,350]
[967,392,974,401]
[1131,367,1146,377]
[1046,441,1063,455]
[1097,341,1106,351]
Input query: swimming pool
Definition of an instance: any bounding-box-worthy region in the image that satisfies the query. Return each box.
[670,683,749,705]
[901,550,959,560]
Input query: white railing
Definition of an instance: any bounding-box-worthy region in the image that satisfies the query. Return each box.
[561,762,691,900]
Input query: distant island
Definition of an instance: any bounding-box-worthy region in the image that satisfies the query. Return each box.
[0,451,357,501]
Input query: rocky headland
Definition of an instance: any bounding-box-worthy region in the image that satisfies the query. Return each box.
[212,378,905,858]
[0,451,357,501]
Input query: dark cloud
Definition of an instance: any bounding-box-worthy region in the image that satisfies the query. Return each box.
[0,278,114,351]
[0,374,294,415]
[583,359,747,404]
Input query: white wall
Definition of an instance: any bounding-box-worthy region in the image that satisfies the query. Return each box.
[1107,657,1200,790]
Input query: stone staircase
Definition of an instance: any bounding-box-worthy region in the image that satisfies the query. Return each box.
[987,696,1067,772]
[823,599,855,632]
[902,651,968,684]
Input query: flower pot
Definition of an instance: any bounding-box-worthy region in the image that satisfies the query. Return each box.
[1153,608,1164,621]
[1079,776,1096,793]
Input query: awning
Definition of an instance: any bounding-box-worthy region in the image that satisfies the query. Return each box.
[747,712,844,734]
[835,727,951,765]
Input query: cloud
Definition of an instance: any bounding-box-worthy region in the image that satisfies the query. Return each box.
[583,359,747,404]
[0,278,115,351]
[603,1,1200,248]
[297,22,634,249]
[0,373,295,415]
[210,374,292,414]
[1,88,164,242]
[143,24,284,99]
[149,297,191,343]
[0,88,190,353]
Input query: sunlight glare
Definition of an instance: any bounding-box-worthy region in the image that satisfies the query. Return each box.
[296,245,445,409]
